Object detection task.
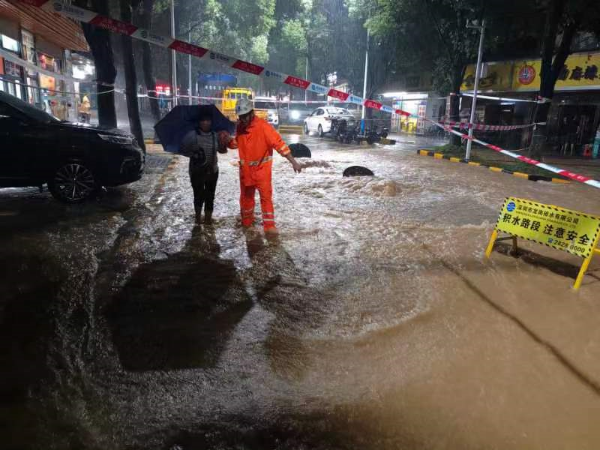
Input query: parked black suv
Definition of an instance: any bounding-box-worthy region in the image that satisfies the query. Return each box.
[0,91,144,203]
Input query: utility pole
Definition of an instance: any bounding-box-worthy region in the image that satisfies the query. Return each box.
[465,19,486,161]
[170,0,177,107]
[188,30,192,105]
[304,56,308,103]
[361,29,369,134]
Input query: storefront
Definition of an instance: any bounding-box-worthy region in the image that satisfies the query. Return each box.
[0,56,24,99]
[0,15,25,99]
[0,0,88,117]
[461,52,600,155]
[386,92,445,134]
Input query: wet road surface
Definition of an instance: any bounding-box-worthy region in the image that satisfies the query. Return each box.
[1,135,600,449]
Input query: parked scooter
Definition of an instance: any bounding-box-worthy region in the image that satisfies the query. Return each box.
[332,117,359,144]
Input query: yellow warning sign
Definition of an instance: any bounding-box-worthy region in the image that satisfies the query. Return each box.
[486,197,600,290]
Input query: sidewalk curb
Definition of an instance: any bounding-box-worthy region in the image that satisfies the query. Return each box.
[279,125,304,134]
[417,150,570,185]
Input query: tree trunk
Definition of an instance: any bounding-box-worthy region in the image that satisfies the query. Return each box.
[120,0,146,152]
[78,0,117,128]
[140,0,161,122]
[530,0,570,157]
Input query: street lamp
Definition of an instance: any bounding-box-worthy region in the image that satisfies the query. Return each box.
[465,19,486,161]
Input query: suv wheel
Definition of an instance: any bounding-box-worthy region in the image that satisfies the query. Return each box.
[304,123,310,135]
[318,124,324,137]
[48,162,98,203]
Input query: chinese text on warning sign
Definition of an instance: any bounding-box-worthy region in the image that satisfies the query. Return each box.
[495,198,600,259]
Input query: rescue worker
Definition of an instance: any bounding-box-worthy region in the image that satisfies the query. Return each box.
[180,111,229,224]
[79,94,91,123]
[230,98,302,234]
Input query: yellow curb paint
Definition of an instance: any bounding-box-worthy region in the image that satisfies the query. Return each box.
[419,149,572,186]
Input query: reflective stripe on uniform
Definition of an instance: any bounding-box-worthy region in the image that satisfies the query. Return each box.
[240,155,274,167]
[278,144,290,155]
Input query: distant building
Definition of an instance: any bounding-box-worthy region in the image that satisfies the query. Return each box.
[381,72,446,135]
[0,0,89,120]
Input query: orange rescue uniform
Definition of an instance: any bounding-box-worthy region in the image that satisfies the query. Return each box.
[231,116,291,230]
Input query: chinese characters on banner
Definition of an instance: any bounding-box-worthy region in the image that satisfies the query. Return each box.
[495,198,600,259]
[461,52,600,92]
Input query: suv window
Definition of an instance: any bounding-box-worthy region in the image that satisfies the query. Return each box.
[316,109,325,116]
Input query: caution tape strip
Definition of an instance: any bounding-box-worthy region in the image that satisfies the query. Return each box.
[427,119,600,190]
[21,0,410,118]
[441,120,537,132]
[460,92,540,104]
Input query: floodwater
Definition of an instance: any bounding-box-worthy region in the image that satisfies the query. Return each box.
[1,135,600,449]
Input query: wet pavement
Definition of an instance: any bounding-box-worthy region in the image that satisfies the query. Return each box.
[1,134,600,449]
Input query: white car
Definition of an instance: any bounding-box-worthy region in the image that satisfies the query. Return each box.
[255,99,279,128]
[304,106,355,136]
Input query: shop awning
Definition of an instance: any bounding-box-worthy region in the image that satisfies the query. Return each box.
[0,0,88,52]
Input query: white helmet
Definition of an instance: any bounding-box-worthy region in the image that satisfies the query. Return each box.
[236,98,254,116]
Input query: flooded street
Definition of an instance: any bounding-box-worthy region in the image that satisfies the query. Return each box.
[1,135,600,450]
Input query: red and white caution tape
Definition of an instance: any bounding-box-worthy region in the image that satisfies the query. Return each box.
[441,120,537,132]
[460,92,539,104]
[429,119,600,190]
[20,0,410,118]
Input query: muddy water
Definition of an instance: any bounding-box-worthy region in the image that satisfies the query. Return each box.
[1,136,600,449]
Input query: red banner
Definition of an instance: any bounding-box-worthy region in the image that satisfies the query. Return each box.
[168,40,208,58]
[558,171,591,183]
[89,16,137,36]
[284,76,311,89]
[327,89,349,101]
[364,100,382,110]
[232,60,265,75]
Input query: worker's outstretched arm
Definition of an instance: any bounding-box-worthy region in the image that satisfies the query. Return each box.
[264,125,302,173]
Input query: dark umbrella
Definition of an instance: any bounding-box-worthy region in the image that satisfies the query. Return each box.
[154,105,236,154]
